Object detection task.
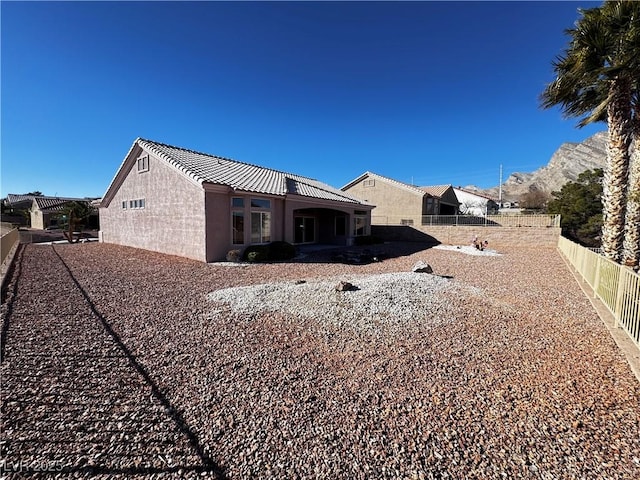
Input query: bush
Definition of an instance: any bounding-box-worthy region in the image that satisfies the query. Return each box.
[242,241,297,262]
[246,250,267,262]
[226,249,242,262]
[268,241,296,260]
[354,235,383,246]
[243,245,269,262]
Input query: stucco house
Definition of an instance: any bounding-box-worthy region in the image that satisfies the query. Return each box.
[4,194,36,211]
[30,196,98,230]
[453,187,499,216]
[4,194,97,229]
[99,138,373,262]
[341,172,459,225]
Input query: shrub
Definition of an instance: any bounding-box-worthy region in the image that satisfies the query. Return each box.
[242,242,296,262]
[226,249,242,262]
[242,245,269,262]
[268,241,296,260]
[246,250,267,263]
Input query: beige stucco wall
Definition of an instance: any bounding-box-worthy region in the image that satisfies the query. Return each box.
[205,193,370,261]
[100,151,207,261]
[204,191,286,262]
[30,209,45,230]
[101,144,375,262]
[344,176,422,225]
[373,225,561,247]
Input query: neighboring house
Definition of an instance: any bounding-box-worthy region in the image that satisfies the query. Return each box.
[4,194,97,229]
[99,138,373,262]
[453,187,499,216]
[341,172,459,225]
[3,194,36,225]
[4,194,36,211]
[30,196,98,230]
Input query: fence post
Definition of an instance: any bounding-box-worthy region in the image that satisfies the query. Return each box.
[593,254,602,298]
[613,268,627,329]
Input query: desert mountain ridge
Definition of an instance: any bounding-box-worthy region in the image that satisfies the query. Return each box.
[469,131,608,202]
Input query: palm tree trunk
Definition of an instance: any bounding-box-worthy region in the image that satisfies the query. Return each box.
[601,77,633,262]
[622,100,640,269]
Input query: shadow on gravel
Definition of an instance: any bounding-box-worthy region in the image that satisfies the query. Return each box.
[294,240,439,265]
[50,246,228,479]
[1,244,25,362]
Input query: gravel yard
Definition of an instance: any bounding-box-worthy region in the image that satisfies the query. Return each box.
[1,241,639,479]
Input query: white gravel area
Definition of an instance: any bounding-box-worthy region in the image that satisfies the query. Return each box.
[209,273,481,334]
[433,244,502,256]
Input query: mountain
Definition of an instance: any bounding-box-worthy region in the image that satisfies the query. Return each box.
[479,131,608,201]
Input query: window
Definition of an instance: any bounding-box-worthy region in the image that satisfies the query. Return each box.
[353,215,367,237]
[425,198,434,215]
[137,155,149,173]
[122,201,127,209]
[363,179,375,188]
[250,198,271,209]
[251,212,271,243]
[231,198,246,244]
[127,199,145,209]
[295,216,315,244]
[232,211,245,244]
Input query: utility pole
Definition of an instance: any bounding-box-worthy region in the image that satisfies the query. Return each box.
[498,164,503,207]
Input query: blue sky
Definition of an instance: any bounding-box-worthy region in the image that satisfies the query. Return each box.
[1,1,604,199]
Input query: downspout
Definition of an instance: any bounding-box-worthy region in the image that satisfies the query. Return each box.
[283,195,287,242]
[283,178,288,242]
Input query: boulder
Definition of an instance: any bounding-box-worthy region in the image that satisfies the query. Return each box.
[412,261,433,274]
[335,281,355,292]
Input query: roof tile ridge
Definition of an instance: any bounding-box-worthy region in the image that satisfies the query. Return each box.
[137,138,207,185]
[138,138,236,163]
[287,175,366,203]
[369,171,425,195]
[139,138,320,182]
[454,186,497,201]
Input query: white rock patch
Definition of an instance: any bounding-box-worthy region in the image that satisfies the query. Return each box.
[433,244,502,256]
[208,272,480,330]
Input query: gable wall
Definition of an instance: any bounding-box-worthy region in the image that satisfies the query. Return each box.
[439,188,460,208]
[99,150,207,261]
[343,176,422,225]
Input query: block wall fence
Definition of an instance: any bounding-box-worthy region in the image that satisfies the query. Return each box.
[372,225,562,247]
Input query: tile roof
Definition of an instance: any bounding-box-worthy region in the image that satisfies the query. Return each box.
[5,195,93,211]
[33,197,92,212]
[453,187,499,202]
[421,185,453,198]
[342,172,427,196]
[137,138,368,205]
[5,194,36,205]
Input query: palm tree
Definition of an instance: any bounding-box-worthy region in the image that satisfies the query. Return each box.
[541,1,639,263]
[59,201,94,243]
[622,92,640,268]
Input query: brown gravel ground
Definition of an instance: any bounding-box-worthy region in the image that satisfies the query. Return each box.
[1,242,639,479]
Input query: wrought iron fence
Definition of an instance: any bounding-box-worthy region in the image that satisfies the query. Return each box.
[558,236,640,348]
[372,214,561,228]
